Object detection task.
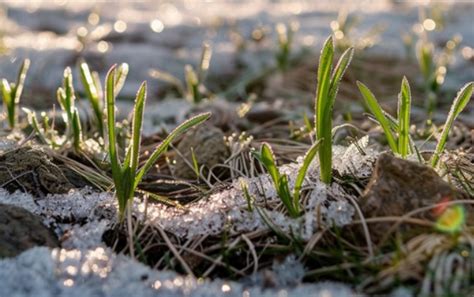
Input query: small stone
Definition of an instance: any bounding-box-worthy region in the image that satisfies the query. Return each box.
[174,125,229,179]
[0,203,59,258]
[360,153,469,239]
[361,153,468,217]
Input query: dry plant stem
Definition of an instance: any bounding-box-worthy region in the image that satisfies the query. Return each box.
[212,164,247,179]
[156,225,194,277]
[241,234,259,274]
[378,199,474,248]
[346,195,374,259]
[300,228,328,260]
[169,143,210,184]
[351,217,434,228]
[203,166,221,186]
[360,231,473,293]
[173,246,246,277]
[202,237,241,278]
[126,202,135,259]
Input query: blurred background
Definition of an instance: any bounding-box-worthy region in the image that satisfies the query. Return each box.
[0,0,472,120]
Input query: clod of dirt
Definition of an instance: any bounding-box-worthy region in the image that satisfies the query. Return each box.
[361,153,466,217]
[360,153,469,238]
[174,125,229,179]
[0,146,74,196]
[0,203,59,258]
[361,153,468,217]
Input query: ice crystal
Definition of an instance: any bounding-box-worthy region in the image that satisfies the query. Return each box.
[325,200,356,227]
[271,255,306,287]
[332,135,379,178]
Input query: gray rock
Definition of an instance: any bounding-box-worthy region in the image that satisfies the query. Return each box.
[360,153,469,239]
[0,203,59,258]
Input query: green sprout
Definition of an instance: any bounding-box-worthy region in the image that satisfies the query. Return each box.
[397,77,412,158]
[413,23,461,115]
[275,22,297,71]
[149,43,212,104]
[315,36,354,184]
[357,77,412,158]
[78,61,104,137]
[431,82,473,168]
[358,78,473,165]
[79,61,128,138]
[105,65,211,220]
[23,109,57,147]
[254,141,320,218]
[24,67,84,152]
[57,67,83,152]
[1,59,30,129]
[330,10,384,52]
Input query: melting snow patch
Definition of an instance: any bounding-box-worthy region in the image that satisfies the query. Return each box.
[142,142,363,240]
[0,138,378,296]
[0,188,115,247]
[0,137,374,244]
[333,135,379,178]
[0,247,356,297]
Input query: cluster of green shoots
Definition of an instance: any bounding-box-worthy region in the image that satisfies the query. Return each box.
[23,62,129,153]
[255,34,472,218]
[254,141,320,218]
[314,37,354,184]
[275,22,298,71]
[358,78,473,167]
[1,58,210,220]
[1,59,29,129]
[254,36,353,217]
[357,77,413,159]
[105,65,210,219]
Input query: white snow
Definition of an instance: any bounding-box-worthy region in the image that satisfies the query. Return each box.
[0,246,357,297]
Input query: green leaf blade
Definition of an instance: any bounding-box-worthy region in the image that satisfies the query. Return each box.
[12,59,30,106]
[357,81,398,153]
[431,82,473,167]
[328,47,354,102]
[114,63,129,97]
[1,79,13,127]
[130,81,147,174]
[398,76,411,158]
[293,140,321,210]
[105,65,121,179]
[259,143,281,187]
[315,36,334,137]
[315,36,335,184]
[135,112,211,187]
[79,61,104,136]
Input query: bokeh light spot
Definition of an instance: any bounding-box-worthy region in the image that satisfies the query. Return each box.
[435,205,465,233]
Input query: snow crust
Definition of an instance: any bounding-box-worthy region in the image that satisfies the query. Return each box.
[0,247,357,297]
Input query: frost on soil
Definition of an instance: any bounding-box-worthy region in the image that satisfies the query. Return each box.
[0,140,380,296]
[0,139,377,246]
